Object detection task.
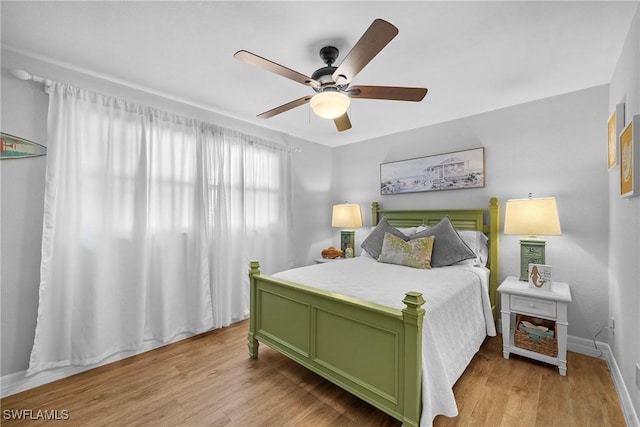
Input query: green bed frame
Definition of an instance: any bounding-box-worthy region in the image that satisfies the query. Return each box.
[247,197,499,426]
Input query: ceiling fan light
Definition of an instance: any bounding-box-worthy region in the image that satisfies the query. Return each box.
[310,91,350,119]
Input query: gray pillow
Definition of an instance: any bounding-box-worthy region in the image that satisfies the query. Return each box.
[361,217,409,259]
[410,216,475,267]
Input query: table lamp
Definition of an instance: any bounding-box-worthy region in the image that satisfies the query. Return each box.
[504,195,561,281]
[332,203,363,257]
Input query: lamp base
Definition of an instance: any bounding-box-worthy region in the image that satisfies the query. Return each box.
[519,239,546,281]
[340,230,355,257]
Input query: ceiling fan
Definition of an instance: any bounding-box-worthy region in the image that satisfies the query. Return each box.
[234,19,428,132]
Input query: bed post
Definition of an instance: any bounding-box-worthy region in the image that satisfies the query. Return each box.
[371,201,380,225]
[488,197,500,319]
[401,291,425,427]
[248,260,260,359]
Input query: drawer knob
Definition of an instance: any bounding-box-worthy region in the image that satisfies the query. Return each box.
[530,303,535,308]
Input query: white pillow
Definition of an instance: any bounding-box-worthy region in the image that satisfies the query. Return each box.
[416,225,488,266]
[398,227,418,236]
[360,248,373,258]
[455,230,489,266]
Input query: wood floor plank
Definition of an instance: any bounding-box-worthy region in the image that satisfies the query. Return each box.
[1,320,626,426]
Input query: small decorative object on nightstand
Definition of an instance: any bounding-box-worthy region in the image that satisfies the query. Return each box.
[498,276,572,376]
[321,246,343,259]
[344,244,354,258]
[528,263,552,290]
[504,195,562,281]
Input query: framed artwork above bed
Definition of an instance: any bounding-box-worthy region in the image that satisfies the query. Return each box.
[380,147,485,195]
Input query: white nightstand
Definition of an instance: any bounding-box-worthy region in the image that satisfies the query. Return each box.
[498,276,572,375]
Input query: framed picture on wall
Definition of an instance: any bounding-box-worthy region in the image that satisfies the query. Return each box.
[608,103,625,170]
[620,115,639,198]
[608,111,617,169]
[380,147,485,195]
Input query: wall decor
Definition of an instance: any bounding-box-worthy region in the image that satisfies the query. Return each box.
[620,115,639,198]
[1,133,46,159]
[528,263,553,290]
[608,111,617,169]
[608,103,625,170]
[380,147,484,195]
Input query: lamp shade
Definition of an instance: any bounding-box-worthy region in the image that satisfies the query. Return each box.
[332,203,363,228]
[310,91,350,119]
[504,197,561,236]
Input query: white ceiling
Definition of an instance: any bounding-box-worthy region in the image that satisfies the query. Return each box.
[1,1,637,147]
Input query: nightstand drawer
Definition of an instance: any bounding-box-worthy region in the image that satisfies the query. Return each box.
[510,295,557,319]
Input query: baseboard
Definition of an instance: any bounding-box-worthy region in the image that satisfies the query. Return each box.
[1,332,197,399]
[567,334,609,358]
[2,365,96,399]
[568,335,639,427]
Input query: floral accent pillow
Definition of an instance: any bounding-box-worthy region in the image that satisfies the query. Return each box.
[378,232,435,269]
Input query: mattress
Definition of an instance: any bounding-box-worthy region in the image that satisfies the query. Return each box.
[273,256,496,426]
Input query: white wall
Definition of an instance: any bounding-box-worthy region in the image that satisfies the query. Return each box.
[0,49,333,377]
[290,141,335,267]
[0,57,49,381]
[608,5,640,420]
[331,85,610,342]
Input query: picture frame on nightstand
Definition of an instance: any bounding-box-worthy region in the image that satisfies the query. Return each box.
[528,263,552,290]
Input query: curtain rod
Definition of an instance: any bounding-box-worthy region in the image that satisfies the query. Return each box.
[9,68,304,153]
[11,69,51,86]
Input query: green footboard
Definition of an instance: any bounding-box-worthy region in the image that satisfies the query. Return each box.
[248,261,425,427]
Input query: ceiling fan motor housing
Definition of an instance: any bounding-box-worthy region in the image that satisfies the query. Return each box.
[311,46,350,92]
[311,66,337,86]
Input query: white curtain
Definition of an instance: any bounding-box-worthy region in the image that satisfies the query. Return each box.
[28,82,293,375]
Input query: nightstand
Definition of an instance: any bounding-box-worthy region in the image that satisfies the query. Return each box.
[498,276,572,375]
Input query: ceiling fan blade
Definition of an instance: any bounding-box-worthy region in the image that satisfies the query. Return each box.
[332,19,398,85]
[334,112,352,132]
[347,85,428,102]
[257,96,312,119]
[234,50,319,88]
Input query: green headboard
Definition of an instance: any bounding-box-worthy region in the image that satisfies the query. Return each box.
[371,197,500,318]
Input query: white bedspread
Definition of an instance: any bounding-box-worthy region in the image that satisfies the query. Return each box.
[273,256,496,426]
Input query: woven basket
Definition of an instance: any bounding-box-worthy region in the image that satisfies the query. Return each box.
[514,314,558,357]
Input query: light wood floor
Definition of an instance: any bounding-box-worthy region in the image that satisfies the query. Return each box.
[2,320,626,426]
